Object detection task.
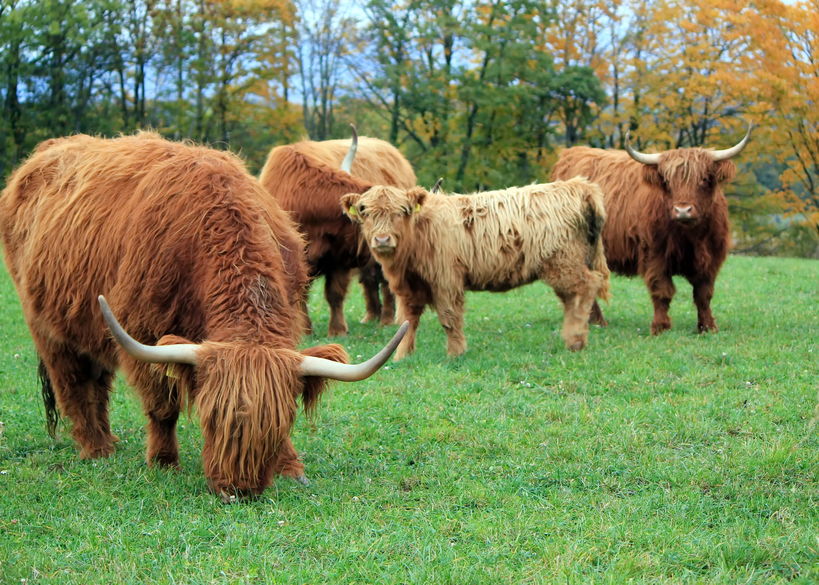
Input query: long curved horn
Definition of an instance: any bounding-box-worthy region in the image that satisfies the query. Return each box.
[98,295,199,365]
[709,123,753,161]
[340,123,358,173]
[299,321,409,381]
[624,130,661,165]
[431,177,444,194]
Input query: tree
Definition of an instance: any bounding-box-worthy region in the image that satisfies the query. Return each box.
[749,0,819,232]
[295,0,357,139]
[550,66,607,146]
[0,0,32,173]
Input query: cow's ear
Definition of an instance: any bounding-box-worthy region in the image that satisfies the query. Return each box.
[406,187,427,215]
[713,160,736,184]
[299,343,348,416]
[341,193,362,222]
[641,165,664,189]
[155,334,196,393]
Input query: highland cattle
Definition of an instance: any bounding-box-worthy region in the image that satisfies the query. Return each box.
[551,125,751,333]
[341,178,610,359]
[0,133,406,500]
[259,128,416,335]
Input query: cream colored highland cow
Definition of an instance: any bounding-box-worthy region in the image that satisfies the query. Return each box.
[341,177,611,360]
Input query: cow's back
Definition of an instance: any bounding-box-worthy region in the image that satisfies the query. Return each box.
[419,181,600,290]
[299,137,416,188]
[1,132,308,356]
[552,147,658,274]
[260,137,414,214]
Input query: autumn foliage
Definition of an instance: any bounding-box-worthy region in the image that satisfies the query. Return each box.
[0,0,816,255]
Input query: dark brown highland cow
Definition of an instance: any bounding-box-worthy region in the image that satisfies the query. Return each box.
[551,125,751,334]
[259,128,416,336]
[0,133,406,500]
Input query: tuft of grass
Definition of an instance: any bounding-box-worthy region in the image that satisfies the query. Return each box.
[0,255,816,584]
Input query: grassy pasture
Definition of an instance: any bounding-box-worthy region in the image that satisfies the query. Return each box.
[0,255,816,584]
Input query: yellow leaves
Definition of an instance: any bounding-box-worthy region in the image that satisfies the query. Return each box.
[202,0,295,25]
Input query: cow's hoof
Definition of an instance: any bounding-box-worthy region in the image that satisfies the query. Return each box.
[568,340,585,351]
[294,475,310,486]
[360,313,377,324]
[650,322,671,335]
[327,325,348,337]
[149,453,181,469]
[79,444,115,459]
[219,491,239,504]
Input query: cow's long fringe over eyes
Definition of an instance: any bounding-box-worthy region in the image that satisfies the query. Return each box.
[195,343,302,492]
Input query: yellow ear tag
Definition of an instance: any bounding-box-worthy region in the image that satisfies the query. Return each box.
[348,206,358,216]
[166,364,178,379]
[414,203,421,213]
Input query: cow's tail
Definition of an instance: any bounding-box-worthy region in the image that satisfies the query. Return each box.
[38,358,60,439]
[584,182,611,302]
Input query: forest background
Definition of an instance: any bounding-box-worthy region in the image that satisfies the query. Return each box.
[0,0,817,257]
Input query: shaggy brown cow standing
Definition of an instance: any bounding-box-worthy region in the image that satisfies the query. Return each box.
[259,129,416,336]
[341,178,611,360]
[0,133,406,500]
[551,125,751,334]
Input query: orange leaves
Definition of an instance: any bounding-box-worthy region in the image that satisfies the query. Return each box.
[740,1,819,221]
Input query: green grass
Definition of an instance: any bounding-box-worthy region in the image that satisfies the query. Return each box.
[0,255,816,584]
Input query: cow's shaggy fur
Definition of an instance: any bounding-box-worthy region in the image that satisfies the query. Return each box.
[551,146,735,334]
[342,177,610,359]
[259,136,416,336]
[0,132,349,498]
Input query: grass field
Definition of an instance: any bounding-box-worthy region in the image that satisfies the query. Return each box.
[0,255,816,584]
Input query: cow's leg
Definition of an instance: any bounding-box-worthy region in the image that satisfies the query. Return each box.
[125,362,183,467]
[589,301,608,326]
[272,436,308,484]
[543,251,603,351]
[358,263,382,324]
[325,269,351,336]
[433,289,467,357]
[692,277,718,333]
[552,289,595,351]
[644,265,675,334]
[146,409,180,468]
[380,281,396,325]
[37,342,116,459]
[394,295,426,361]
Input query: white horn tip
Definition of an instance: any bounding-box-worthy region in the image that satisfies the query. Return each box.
[299,320,409,381]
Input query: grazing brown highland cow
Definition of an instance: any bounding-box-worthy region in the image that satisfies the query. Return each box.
[342,177,611,360]
[259,128,416,336]
[0,133,406,500]
[551,125,751,334]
